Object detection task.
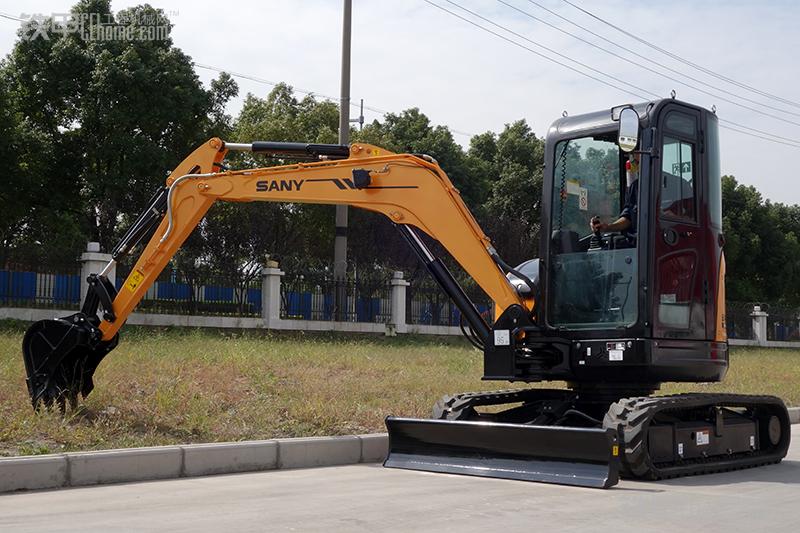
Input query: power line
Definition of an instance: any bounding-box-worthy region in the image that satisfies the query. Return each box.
[719,119,800,147]
[0,14,442,133]
[423,1,653,100]
[7,7,796,149]
[195,62,475,138]
[561,0,800,110]
[500,0,800,119]
[488,0,800,130]
[514,0,800,146]
[195,62,347,107]
[0,12,26,22]
[425,1,800,150]
[443,0,800,138]
[443,0,660,100]
[2,17,476,139]
[720,123,800,149]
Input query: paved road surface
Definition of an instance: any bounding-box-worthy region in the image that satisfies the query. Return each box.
[1,426,798,532]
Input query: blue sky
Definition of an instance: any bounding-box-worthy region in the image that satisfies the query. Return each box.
[2,0,799,203]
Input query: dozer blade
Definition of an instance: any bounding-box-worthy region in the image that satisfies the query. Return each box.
[384,417,620,488]
[22,313,118,410]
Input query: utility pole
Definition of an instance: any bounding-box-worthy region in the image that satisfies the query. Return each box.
[334,0,351,321]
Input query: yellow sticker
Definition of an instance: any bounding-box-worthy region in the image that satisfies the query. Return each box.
[612,445,619,457]
[125,270,145,292]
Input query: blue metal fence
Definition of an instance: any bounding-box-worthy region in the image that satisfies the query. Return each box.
[0,266,82,309]
[406,281,494,327]
[726,301,754,340]
[8,263,794,337]
[765,304,800,341]
[280,274,391,323]
[113,266,262,317]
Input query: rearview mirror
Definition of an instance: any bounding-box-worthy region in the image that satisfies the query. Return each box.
[618,107,639,152]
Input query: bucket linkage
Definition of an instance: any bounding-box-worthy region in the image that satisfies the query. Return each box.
[21,187,170,410]
[21,274,119,410]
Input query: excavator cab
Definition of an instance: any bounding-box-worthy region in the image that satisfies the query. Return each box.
[386,100,788,487]
[538,100,727,383]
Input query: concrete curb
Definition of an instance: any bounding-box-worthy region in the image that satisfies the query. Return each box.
[69,446,183,487]
[3,411,799,494]
[183,441,278,477]
[0,433,388,494]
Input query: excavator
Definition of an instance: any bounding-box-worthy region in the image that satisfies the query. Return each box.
[21,99,791,489]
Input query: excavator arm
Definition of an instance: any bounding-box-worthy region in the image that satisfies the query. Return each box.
[22,138,531,408]
[100,138,528,342]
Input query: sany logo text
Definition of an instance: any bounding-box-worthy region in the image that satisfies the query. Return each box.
[256,179,304,192]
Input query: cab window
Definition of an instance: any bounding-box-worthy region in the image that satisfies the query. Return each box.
[661,132,696,221]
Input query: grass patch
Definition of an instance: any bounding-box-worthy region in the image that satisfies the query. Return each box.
[1,322,798,456]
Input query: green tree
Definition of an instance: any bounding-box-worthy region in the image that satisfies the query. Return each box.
[3,0,236,260]
[478,120,545,265]
[0,60,85,267]
[721,175,800,305]
[771,202,800,304]
[722,175,767,301]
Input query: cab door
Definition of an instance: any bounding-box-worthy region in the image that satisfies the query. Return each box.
[653,107,706,339]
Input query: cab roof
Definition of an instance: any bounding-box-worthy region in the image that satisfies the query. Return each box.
[546,99,710,139]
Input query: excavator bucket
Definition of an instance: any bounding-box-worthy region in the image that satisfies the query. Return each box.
[22,314,118,410]
[384,417,620,488]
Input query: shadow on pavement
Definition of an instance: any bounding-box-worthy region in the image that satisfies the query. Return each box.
[611,485,666,493]
[654,460,800,487]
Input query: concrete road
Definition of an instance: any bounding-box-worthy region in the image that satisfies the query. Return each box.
[1,426,798,533]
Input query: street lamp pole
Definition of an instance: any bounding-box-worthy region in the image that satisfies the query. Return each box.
[334,0,352,321]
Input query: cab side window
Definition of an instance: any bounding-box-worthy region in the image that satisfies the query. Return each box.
[661,112,697,221]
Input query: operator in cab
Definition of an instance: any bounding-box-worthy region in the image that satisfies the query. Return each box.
[589,153,640,246]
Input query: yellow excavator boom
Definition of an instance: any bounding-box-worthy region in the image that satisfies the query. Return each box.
[101,138,528,341]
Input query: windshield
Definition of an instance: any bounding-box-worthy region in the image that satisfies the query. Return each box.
[548,135,638,329]
[552,136,621,234]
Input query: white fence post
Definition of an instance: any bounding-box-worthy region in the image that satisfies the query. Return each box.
[80,242,115,301]
[388,271,409,335]
[261,261,284,328]
[751,305,768,346]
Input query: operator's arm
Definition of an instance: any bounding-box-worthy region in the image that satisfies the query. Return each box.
[590,216,631,233]
[590,179,637,233]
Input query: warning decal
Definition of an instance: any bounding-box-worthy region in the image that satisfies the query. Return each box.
[125,270,145,292]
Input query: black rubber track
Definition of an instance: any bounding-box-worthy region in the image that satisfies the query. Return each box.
[603,393,792,480]
[432,388,574,420]
[432,389,791,482]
